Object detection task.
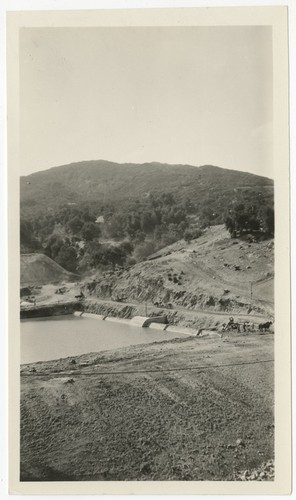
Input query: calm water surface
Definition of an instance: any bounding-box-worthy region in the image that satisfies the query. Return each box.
[21,315,183,364]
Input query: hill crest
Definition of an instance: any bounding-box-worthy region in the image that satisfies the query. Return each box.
[20,160,273,216]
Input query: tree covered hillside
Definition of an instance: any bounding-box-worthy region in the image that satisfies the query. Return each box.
[20,162,274,273]
[21,161,273,215]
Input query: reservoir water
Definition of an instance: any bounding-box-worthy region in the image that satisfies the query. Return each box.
[21,315,185,364]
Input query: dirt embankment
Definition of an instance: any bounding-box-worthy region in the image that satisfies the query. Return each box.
[21,253,80,286]
[20,302,83,319]
[20,332,274,481]
[83,298,267,331]
[83,226,274,319]
[21,226,274,328]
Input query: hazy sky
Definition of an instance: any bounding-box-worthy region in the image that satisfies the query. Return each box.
[20,26,273,177]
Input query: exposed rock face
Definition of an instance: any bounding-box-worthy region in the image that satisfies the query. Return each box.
[84,301,137,319]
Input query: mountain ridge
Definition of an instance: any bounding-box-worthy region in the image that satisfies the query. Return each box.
[20,160,273,218]
[21,160,273,181]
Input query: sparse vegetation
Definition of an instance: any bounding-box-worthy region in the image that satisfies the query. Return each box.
[184,228,202,242]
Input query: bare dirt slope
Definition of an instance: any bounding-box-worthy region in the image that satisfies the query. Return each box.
[88,226,274,317]
[20,332,274,481]
[21,253,80,286]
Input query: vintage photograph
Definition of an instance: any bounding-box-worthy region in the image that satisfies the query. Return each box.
[7,6,290,495]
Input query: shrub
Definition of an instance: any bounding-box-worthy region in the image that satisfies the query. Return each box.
[184,228,202,242]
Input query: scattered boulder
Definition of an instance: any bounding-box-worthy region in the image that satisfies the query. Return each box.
[232,459,274,481]
[65,378,75,384]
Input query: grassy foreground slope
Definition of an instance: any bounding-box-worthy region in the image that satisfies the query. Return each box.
[21,333,274,481]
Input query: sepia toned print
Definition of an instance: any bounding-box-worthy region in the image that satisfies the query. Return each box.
[8,6,290,495]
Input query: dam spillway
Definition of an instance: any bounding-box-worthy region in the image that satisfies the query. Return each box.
[130,316,168,327]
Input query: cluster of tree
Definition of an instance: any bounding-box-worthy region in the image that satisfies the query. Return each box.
[20,206,101,272]
[224,203,274,238]
[20,219,41,253]
[21,206,100,244]
[43,235,78,272]
[20,187,274,274]
[20,193,193,272]
[104,193,189,242]
[78,240,134,272]
[184,228,203,242]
